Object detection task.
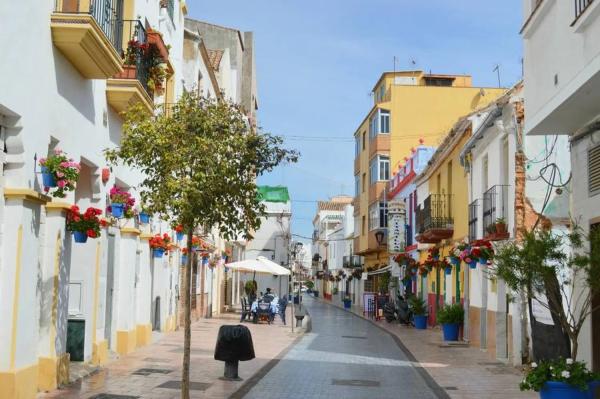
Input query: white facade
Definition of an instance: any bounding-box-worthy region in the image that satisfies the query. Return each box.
[523,0,600,368]
[0,1,187,396]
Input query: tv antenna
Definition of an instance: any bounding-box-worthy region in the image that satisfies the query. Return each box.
[493,64,502,88]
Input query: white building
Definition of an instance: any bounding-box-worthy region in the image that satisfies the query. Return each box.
[0,1,187,397]
[522,0,599,369]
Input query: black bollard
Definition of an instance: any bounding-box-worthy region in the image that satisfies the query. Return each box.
[224,360,240,380]
[214,325,255,381]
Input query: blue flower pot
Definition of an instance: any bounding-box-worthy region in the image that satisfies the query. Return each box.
[442,323,460,341]
[41,167,57,188]
[73,231,88,243]
[176,232,184,241]
[181,254,188,265]
[139,212,150,224]
[540,381,599,399]
[343,300,352,309]
[479,258,488,265]
[445,267,452,275]
[432,255,439,261]
[111,203,124,218]
[468,260,477,269]
[414,315,428,329]
[450,257,460,266]
[153,248,165,258]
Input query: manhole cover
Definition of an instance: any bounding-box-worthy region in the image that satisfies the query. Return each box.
[341,335,367,339]
[444,386,458,391]
[332,379,380,387]
[132,368,173,376]
[157,381,211,391]
[89,395,139,399]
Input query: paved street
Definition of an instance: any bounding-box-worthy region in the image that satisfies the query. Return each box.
[239,296,446,399]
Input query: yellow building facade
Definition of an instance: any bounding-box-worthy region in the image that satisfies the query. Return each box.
[353,71,506,275]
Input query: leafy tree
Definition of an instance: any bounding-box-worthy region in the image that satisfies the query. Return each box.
[491,226,600,361]
[105,92,298,399]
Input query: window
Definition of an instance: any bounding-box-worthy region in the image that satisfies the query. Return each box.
[370,155,390,184]
[362,173,366,192]
[482,154,489,192]
[379,85,385,102]
[355,175,360,197]
[424,77,454,87]
[355,135,360,157]
[369,202,388,230]
[369,110,391,139]
[589,144,600,196]
[362,131,366,150]
[361,215,366,235]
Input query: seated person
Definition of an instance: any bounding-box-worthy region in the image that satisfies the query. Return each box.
[263,288,275,302]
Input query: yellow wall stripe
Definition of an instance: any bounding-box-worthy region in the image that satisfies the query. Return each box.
[10,225,23,369]
[91,241,102,345]
[49,231,62,356]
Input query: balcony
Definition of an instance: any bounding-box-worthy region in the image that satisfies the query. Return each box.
[106,20,154,115]
[342,255,363,268]
[369,135,391,159]
[51,0,123,79]
[574,0,594,23]
[468,199,479,242]
[368,181,387,204]
[415,194,454,243]
[353,197,360,216]
[483,185,510,241]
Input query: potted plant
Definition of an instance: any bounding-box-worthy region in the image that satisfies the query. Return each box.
[520,358,600,399]
[38,149,80,198]
[450,241,468,265]
[174,224,184,241]
[109,186,135,219]
[138,205,151,224]
[437,303,464,341]
[66,205,103,243]
[495,217,508,234]
[409,296,428,330]
[244,280,257,303]
[181,247,189,265]
[342,295,352,309]
[149,233,171,258]
[428,246,440,261]
[191,235,201,251]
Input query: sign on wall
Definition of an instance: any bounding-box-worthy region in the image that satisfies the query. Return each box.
[388,200,406,254]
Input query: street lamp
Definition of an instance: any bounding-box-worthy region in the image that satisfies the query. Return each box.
[375,229,385,262]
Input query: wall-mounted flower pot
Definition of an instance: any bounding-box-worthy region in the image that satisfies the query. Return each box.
[111,203,124,218]
[479,258,488,266]
[468,260,477,269]
[414,315,428,329]
[153,248,165,258]
[42,167,57,188]
[147,30,170,61]
[450,257,460,266]
[444,267,452,275]
[442,323,459,341]
[73,231,88,243]
[181,254,188,265]
[176,232,184,241]
[139,212,150,224]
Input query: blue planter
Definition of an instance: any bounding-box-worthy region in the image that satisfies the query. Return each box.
[450,257,460,266]
[153,248,165,258]
[343,300,352,309]
[111,203,124,218]
[41,167,57,188]
[432,255,439,261]
[181,255,188,265]
[445,267,452,275]
[176,232,184,241]
[414,315,428,329]
[73,231,88,243]
[479,258,488,266]
[540,381,599,399]
[468,260,477,269]
[139,212,150,224]
[442,323,460,341]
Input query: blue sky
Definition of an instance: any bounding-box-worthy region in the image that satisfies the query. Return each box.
[188,1,523,239]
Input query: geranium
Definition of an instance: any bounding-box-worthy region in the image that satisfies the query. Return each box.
[428,247,440,259]
[39,149,80,198]
[66,205,102,238]
[174,224,184,233]
[149,233,171,251]
[109,186,136,217]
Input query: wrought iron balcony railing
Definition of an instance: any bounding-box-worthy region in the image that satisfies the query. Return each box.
[468,199,479,242]
[574,0,594,21]
[415,194,453,243]
[119,20,151,97]
[406,224,413,247]
[54,0,123,52]
[482,185,509,240]
[342,255,363,269]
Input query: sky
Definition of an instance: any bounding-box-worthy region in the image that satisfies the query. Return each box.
[188,0,524,240]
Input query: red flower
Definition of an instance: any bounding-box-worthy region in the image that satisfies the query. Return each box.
[100,219,108,227]
[87,229,97,238]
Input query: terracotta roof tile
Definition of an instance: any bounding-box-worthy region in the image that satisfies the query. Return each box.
[317,201,348,211]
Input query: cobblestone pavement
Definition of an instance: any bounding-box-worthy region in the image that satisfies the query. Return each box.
[37,311,297,399]
[239,296,446,399]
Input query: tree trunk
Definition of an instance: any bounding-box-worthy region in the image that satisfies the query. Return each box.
[181,228,194,399]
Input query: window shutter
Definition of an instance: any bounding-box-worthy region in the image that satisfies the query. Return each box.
[590,144,600,197]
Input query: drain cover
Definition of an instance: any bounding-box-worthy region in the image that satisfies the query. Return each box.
[332,379,380,387]
[157,380,211,391]
[89,395,139,399]
[341,335,367,339]
[132,368,173,376]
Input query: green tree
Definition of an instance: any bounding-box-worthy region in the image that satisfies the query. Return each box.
[105,92,298,399]
[491,226,600,361]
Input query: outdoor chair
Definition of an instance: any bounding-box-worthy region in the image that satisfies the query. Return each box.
[254,302,271,324]
[240,297,251,322]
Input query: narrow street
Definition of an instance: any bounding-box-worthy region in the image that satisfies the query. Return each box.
[238,296,446,399]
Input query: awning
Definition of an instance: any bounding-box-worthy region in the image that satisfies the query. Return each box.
[256,256,291,276]
[226,257,291,276]
[367,264,391,276]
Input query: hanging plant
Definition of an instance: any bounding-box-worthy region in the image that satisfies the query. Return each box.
[66,205,103,243]
[149,233,171,258]
[450,241,468,265]
[39,149,80,198]
[108,186,136,219]
[428,246,440,261]
[174,224,184,241]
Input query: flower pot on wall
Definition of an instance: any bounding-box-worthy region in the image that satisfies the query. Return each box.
[73,231,88,243]
[111,203,124,218]
[41,167,57,188]
[181,254,188,265]
[176,232,184,241]
[153,248,165,258]
[139,212,150,224]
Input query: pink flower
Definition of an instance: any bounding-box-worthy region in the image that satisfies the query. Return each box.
[39,158,46,165]
[57,180,66,188]
[44,186,50,193]
[60,162,69,168]
[54,149,62,155]
[56,171,65,178]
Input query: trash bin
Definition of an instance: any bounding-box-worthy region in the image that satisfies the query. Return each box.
[214,324,255,380]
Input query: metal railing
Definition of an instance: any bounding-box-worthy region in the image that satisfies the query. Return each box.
[406,224,413,247]
[482,185,509,235]
[468,200,479,242]
[575,0,594,21]
[54,0,124,52]
[416,194,453,234]
[120,20,151,97]
[342,255,363,269]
